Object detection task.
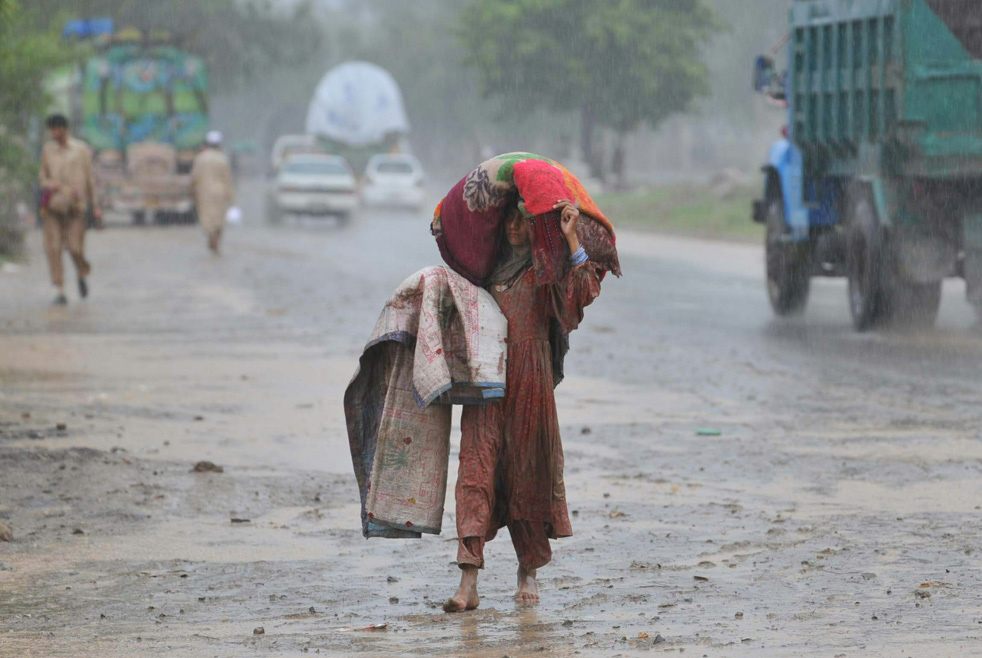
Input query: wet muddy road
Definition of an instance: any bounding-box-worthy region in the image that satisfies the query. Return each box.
[3,185,982,657]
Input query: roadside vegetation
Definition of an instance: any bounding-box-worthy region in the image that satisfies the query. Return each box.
[0,0,69,258]
[597,183,761,242]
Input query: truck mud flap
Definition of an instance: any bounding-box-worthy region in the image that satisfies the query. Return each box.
[892,230,958,284]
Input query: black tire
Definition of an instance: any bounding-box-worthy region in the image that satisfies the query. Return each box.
[132,210,146,226]
[765,197,811,316]
[846,191,889,331]
[847,189,942,331]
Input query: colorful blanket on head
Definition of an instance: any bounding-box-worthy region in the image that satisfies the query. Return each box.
[432,152,621,287]
[344,266,508,539]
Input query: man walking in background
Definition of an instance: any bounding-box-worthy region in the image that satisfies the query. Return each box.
[38,113,101,305]
[190,130,235,255]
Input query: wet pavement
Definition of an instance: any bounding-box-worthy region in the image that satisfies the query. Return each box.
[3,180,982,657]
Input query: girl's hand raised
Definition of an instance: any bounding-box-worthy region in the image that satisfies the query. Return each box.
[554,200,580,252]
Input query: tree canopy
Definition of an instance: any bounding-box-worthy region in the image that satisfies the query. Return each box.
[0,0,72,256]
[458,0,720,178]
[460,0,718,131]
[27,0,323,92]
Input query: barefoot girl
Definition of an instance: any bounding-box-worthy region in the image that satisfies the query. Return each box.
[445,199,602,611]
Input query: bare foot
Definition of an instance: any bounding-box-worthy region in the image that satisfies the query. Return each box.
[515,565,539,605]
[443,564,480,612]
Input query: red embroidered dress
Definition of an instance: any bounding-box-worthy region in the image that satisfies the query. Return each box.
[455,262,601,568]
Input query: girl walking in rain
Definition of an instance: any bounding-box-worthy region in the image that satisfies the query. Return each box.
[345,153,619,611]
[445,198,601,610]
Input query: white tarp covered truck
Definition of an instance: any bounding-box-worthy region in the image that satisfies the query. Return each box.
[304,61,411,173]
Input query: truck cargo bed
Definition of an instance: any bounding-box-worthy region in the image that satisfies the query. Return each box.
[788,0,982,177]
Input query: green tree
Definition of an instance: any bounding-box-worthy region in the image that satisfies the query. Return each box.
[458,0,720,183]
[0,0,71,257]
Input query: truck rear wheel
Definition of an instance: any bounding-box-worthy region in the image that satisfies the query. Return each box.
[765,197,811,316]
[847,189,942,331]
[846,191,889,331]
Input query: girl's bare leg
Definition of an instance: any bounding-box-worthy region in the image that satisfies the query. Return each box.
[444,564,480,612]
[515,564,539,604]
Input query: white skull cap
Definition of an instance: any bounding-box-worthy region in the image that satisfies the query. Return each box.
[205,130,223,146]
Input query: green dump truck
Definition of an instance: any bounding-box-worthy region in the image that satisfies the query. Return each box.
[752,0,982,329]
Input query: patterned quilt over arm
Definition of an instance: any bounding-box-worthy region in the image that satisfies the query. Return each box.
[344,266,508,538]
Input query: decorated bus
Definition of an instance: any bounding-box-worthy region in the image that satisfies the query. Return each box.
[51,21,209,223]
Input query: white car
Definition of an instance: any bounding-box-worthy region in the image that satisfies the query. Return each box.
[269,134,324,173]
[362,154,426,210]
[268,154,358,222]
